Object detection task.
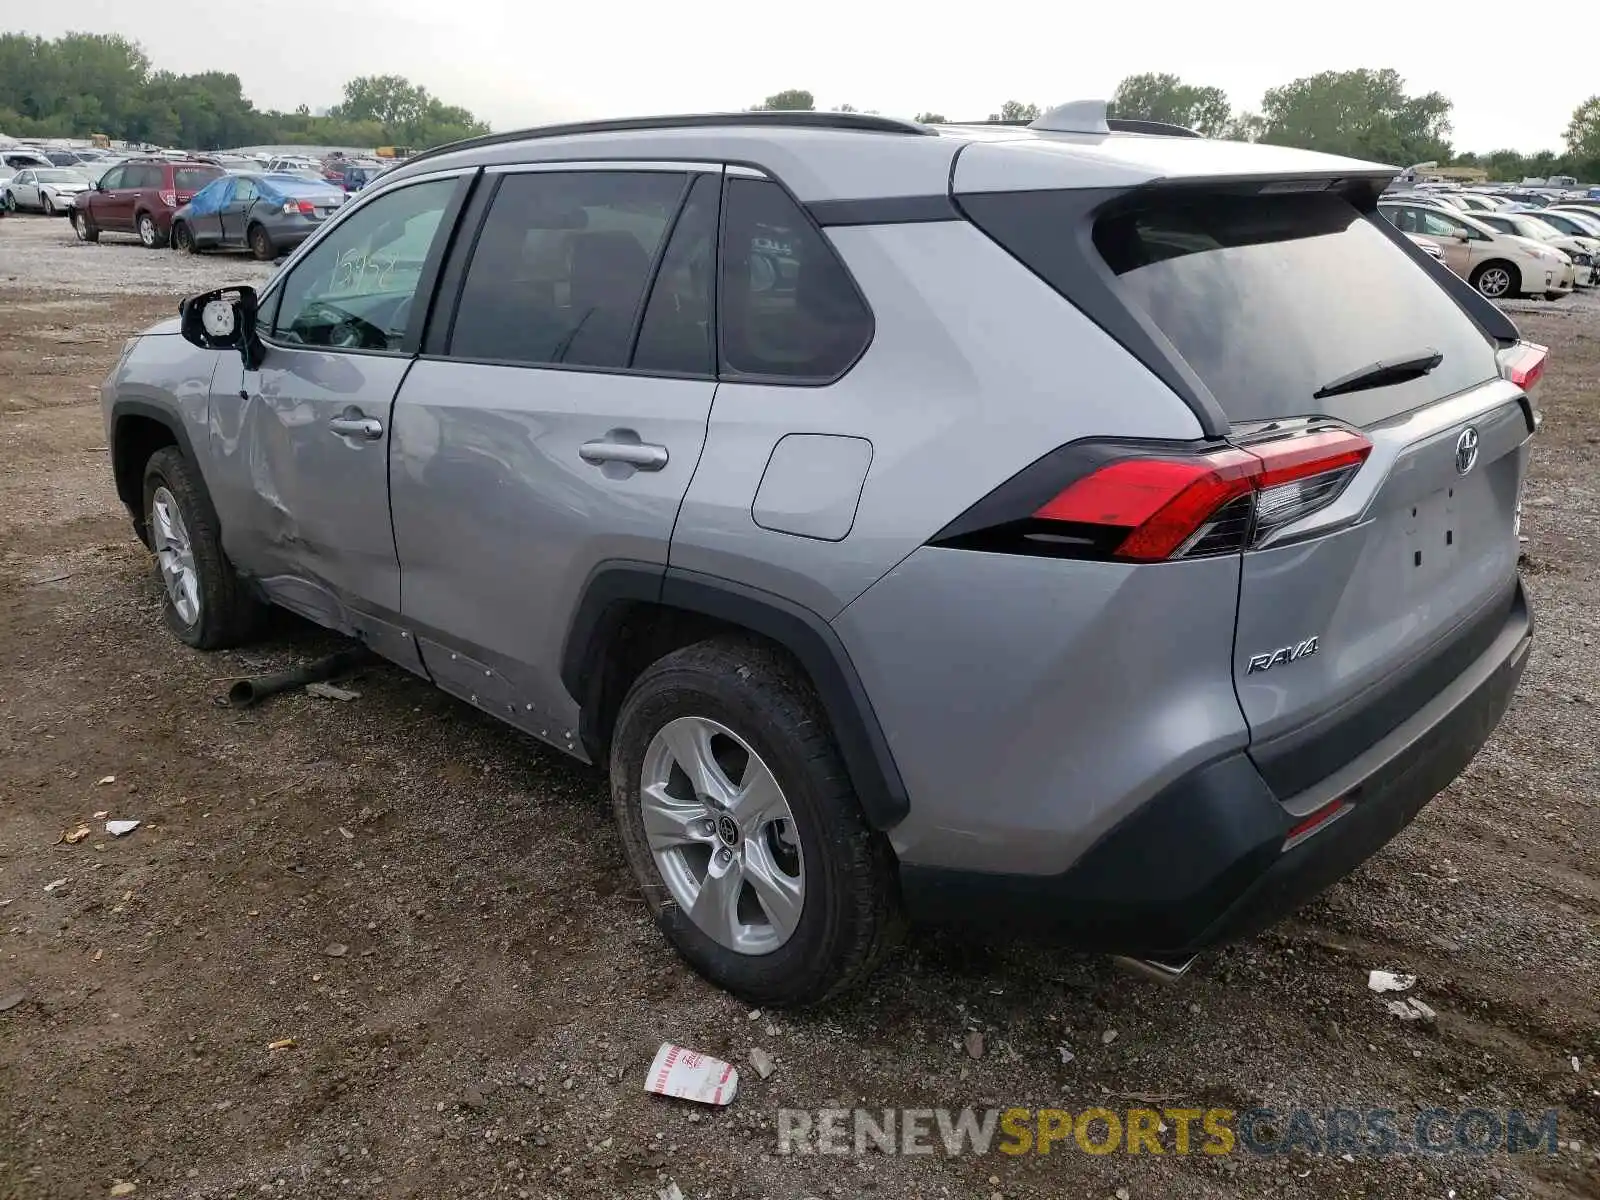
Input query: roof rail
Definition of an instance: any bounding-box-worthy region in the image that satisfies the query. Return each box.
[1106,117,1203,138]
[403,111,934,169]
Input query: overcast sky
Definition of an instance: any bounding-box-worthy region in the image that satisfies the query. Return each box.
[23,4,1580,153]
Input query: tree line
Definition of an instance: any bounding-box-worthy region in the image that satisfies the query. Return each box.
[0,33,488,150]
[754,74,1600,184]
[4,35,1597,180]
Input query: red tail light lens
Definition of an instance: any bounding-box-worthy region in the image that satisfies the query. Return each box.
[159,190,177,207]
[1497,341,1547,391]
[281,199,316,215]
[1035,428,1372,561]
[932,425,1373,563]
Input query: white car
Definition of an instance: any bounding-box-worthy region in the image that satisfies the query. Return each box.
[1,167,92,215]
[1476,211,1600,288]
[1380,200,1573,299]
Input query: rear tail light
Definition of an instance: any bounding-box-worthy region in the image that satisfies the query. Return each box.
[159,190,177,207]
[282,199,316,215]
[933,424,1372,563]
[1497,340,1547,391]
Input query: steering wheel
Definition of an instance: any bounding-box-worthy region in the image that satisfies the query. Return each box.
[296,301,388,350]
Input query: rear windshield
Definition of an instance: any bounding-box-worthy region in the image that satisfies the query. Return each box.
[175,166,223,191]
[1093,192,1499,426]
[267,176,340,197]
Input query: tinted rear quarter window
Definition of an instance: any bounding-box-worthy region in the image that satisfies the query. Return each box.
[1093,193,1500,426]
[717,178,872,381]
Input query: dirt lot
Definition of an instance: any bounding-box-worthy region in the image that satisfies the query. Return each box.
[1,213,1597,1200]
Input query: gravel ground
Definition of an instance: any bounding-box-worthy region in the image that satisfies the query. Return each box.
[1,212,1598,1200]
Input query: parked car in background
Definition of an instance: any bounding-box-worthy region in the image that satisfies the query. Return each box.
[171,172,346,259]
[2,167,92,215]
[1542,207,1600,238]
[266,155,321,174]
[71,159,225,248]
[1455,193,1510,212]
[1497,190,1555,208]
[324,160,386,193]
[1379,200,1573,298]
[0,150,51,178]
[1471,211,1599,287]
[43,150,92,168]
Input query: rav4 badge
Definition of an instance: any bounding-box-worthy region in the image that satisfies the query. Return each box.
[1246,636,1320,674]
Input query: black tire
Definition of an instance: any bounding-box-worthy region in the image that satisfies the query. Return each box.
[172,221,197,254]
[41,193,55,216]
[140,446,266,650]
[1469,260,1519,299]
[610,636,902,1007]
[72,210,98,242]
[248,223,275,261]
[136,211,168,249]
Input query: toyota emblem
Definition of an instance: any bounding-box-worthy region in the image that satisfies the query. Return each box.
[1454,426,1480,475]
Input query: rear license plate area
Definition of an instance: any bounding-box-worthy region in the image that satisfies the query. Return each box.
[1400,484,1463,591]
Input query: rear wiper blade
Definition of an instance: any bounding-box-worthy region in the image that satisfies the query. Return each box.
[1313,348,1442,400]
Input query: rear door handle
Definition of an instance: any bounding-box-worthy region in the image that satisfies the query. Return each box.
[329,408,383,440]
[580,440,669,470]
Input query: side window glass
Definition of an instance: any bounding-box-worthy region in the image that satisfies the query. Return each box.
[236,180,258,203]
[99,167,123,190]
[717,178,872,381]
[449,170,685,369]
[632,173,719,375]
[270,178,455,352]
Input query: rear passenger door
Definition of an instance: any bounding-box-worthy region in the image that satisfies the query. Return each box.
[389,164,720,745]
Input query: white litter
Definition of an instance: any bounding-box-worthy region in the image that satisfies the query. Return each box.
[1367,970,1416,994]
[658,1183,684,1200]
[105,820,140,837]
[1385,998,1436,1022]
[1057,1045,1075,1065]
[644,1043,738,1106]
[95,775,116,787]
[44,878,69,893]
[1573,1056,1582,1073]
[748,1047,776,1080]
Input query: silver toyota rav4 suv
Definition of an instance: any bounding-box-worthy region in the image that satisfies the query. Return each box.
[102,107,1540,1005]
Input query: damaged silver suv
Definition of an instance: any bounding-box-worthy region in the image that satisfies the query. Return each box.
[103,107,1538,1004]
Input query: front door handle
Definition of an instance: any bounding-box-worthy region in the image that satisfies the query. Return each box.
[580,439,669,471]
[329,408,383,441]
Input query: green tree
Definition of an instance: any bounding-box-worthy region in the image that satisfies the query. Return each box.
[987,100,1041,123]
[1258,69,1452,164]
[914,111,948,124]
[753,89,815,111]
[1564,95,1600,179]
[1109,73,1231,137]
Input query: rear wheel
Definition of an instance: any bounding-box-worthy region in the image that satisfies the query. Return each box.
[609,636,902,1006]
[1470,260,1519,299]
[248,223,275,261]
[141,447,265,650]
[71,210,98,242]
[137,212,167,249]
[172,221,196,254]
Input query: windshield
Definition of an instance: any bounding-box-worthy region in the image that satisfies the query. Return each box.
[1508,217,1558,240]
[1552,211,1600,236]
[1094,192,1500,426]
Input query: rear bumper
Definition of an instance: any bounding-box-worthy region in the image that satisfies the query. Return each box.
[899,579,1532,958]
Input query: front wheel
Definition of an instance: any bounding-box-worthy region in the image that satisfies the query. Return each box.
[248,223,275,261]
[609,637,902,1007]
[41,194,55,216]
[141,447,265,649]
[172,221,196,255]
[72,210,98,242]
[137,212,167,249]
[1470,260,1519,299]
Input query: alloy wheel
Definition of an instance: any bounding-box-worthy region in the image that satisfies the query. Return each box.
[1478,267,1512,297]
[640,716,805,955]
[139,216,157,247]
[150,486,200,626]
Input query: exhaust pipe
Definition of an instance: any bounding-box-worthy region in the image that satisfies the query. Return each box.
[1111,953,1198,984]
[226,647,375,708]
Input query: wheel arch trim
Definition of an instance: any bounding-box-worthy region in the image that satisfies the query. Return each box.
[110,399,201,516]
[561,562,911,830]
